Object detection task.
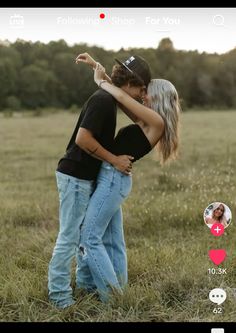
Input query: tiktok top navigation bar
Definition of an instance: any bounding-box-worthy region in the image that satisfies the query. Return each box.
[56,15,181,26]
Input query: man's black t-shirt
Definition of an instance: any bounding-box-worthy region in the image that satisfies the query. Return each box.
[57,89,117,180]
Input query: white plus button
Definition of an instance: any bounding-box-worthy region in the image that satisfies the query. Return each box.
[214,226,222,234]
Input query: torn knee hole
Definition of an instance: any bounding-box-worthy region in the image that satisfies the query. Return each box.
[79,245,87,257]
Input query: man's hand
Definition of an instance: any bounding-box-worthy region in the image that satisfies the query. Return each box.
[75,52,96,68]
[112,155,134,175]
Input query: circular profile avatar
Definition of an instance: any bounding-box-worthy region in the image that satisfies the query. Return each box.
[203,202,232,229]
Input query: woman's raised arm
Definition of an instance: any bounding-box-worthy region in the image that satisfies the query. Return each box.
[75,52,112,84]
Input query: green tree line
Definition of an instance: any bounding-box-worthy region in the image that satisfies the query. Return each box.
[0,38,236,110]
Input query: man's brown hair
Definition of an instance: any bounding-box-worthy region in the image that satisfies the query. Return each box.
[111,65,145,87]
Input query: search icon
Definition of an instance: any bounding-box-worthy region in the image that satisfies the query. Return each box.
[213,14,224,26]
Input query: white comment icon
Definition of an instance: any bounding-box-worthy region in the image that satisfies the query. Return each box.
[209,288,227,305]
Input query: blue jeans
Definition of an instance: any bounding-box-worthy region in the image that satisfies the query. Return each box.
[78,162,132,302]
[48,171,94,309]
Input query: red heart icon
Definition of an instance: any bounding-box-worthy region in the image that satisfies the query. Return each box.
[209,249,227,265]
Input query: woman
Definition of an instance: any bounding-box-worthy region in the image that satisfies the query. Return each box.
[76,54,180,302]
[205,202,228,228]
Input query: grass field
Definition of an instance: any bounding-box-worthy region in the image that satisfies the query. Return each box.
[0,110,236,322]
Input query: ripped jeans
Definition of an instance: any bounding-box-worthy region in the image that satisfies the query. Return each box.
[78,162,132,302]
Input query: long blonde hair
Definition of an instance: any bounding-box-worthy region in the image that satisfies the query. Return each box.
[212,202,227,225]
[147,79,180,164]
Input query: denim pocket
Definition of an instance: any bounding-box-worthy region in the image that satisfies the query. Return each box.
[119,174,132,198]
[98,165,114,185]
[56,176,70,198]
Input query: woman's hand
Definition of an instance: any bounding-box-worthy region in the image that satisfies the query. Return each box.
[94,62,106,86]
[75,52,96,68]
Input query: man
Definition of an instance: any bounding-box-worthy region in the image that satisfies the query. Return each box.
[48,54,151,309]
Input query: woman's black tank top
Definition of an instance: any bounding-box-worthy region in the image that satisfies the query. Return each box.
[112,124,152,162]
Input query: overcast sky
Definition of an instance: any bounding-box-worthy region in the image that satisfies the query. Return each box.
[0,7,236,54]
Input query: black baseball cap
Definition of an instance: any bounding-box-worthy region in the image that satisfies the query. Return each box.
[115,55,151,87]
